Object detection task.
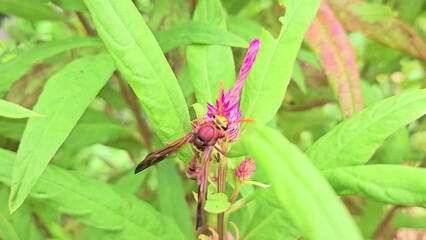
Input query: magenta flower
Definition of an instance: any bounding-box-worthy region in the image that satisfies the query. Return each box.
[207,39,260,141]
[235,158,256,182]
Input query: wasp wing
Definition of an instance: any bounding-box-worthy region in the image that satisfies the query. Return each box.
[134,133,193,174]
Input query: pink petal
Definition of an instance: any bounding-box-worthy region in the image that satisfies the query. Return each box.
[228,39,260,108]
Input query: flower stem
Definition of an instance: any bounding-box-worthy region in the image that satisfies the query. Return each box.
[217,161,227,240]
[229,185,240,204]
[115,73,152,151]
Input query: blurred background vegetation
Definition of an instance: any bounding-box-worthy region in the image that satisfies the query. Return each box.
[0,0,426,239]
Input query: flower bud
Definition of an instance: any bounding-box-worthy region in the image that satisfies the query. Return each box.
[235,158,256,182]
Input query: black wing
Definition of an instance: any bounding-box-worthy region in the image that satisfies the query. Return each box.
[134,133,193,174]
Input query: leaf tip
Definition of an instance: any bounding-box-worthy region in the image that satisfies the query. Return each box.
[8,199,22,214]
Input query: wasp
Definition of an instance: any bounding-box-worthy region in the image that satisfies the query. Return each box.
[134,114,229,229]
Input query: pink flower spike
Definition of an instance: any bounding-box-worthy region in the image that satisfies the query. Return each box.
[235,158,256,182]
[205,39,260,141]
[228,39,260,108]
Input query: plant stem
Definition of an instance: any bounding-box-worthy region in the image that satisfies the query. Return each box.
[115,73,153,151]
[372,205,402,240]
[217,161,227,240]
[229,185,240,204]
[75,12,96,36]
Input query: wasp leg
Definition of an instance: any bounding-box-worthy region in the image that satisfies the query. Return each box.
[213,144,226,156]
[185,151,200,180]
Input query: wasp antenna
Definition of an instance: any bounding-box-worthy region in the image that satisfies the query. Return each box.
[191,116,204,126]
[230,118,256,124]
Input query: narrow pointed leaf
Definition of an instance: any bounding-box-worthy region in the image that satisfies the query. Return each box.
[243,125,362,240]
[0,0,65,21]
[0,99,44,119]
[305,2,363,117]
[324,165,426,205]
[307,90,426,170]
[241,0,321,123]
[9,52,115,212]
[186,0,235,107]
[0,38,102,97]
[155,21,248,53]
[84,0,190,143]
[0,149,186,239]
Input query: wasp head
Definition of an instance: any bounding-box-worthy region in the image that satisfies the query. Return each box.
[212,115,228,131]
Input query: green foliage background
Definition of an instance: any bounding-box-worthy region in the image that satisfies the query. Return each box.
[0,0,425,239]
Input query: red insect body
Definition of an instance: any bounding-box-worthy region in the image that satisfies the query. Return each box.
[194,123,225,151]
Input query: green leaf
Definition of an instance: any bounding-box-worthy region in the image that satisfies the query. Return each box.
[226,16,263,42]
[291,61,307,93]
[63,109,135,149]
[355,200,385,238]
[0,99,44,119]
[9,52,115,212]
[77,226,115,240]
[372,128,410,164]
[0,118,25,141]
[157,163,194,239]
[241,189,301,240]
[307,90,426,170]
[241,0,320,124]
[155,21,248,53]
[204,193,230,214]
[0,0,65,21]
[392,210,426,229]
[31,202,73,240]
[243,125,362,240]
[0,186,44,240]
[186,0,235,107]
[191,102,207,118]
[0,37,102,97]
[396,0,424,24]
[348,2,393,22]
[0,148,186,239]
[113,169,151,195]
[0,194,20,240]
[84,0,190,143]
[324,165,426,205]
[51,0,87,12]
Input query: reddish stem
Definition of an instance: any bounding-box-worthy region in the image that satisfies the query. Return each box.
[217,162,227,240]
[76,12,96,36]
[229,185,240,204]
[115,73,152,151]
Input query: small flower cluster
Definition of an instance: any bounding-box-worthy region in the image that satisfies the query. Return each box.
[235,158,256,182]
